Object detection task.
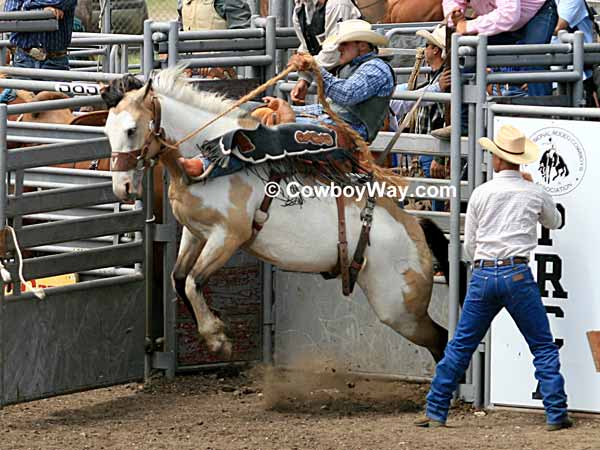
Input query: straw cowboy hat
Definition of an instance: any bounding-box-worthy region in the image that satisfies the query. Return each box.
[478,125,540,165]
[416,25,446,50]
[328,19,389,47]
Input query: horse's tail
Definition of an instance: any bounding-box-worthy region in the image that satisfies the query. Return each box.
[418,217,467,306]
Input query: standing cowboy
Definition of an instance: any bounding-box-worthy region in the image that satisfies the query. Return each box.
[415,125,572,431]
[290,0,362,103]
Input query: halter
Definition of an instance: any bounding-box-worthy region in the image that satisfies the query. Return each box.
[110,93,177,172]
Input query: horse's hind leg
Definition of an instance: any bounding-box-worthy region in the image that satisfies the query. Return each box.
[359,263,448,363]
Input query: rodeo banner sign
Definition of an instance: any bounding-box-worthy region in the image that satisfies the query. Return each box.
[490,117,600,413]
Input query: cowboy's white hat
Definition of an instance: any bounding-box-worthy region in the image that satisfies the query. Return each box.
[331,19,388,47]
[416,24,446,50]
[479,125,540,165]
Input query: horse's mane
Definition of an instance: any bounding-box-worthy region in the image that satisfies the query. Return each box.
[102,66,258,125]
[151,65,255,121]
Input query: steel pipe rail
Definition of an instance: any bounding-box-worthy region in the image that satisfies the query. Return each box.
[459,43,572,56]
[449,32,462,344]
[158,36,299,53]
[181,55,272,68]
[0,19,57,32]
[178,28,264,40]
[68,49,107,57]
[370,132,469,156]
[274,27,299,37]
[276,81,451,102]
[488,103,600,117]
[13,242,144,281]
[7,138,110,170]
[0,10,54,20]
[159,38,266,53]
[385,26,436,39]
[175,49,265,60]
[71,36,143,45]
[463,53,600,68]
[8,121,105,138]
[0,66,124,82]
[373,22,440,32]
[486,70,581,83]
[7,95,105,113]
[72,31,141,39]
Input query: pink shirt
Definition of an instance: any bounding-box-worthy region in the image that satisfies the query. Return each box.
[443,0,547,36]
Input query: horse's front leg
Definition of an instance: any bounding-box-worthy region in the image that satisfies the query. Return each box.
[175,227,244,359]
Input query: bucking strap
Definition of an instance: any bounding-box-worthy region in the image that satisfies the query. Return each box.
[252,174,282,234]
[336,196,351,296]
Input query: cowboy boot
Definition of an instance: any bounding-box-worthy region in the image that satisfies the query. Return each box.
[178,157,204,177]
[414,416,446,428]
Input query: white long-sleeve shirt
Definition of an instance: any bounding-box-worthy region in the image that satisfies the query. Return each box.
[463,170,562,261]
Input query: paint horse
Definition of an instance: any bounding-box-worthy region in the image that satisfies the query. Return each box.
[105,67,450,362]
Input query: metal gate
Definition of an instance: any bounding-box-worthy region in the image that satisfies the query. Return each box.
[0,106,148,406]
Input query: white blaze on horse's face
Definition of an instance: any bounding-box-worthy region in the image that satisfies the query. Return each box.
[105,108,146,201]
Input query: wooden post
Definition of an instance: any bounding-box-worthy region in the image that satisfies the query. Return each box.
[587,330,600,372]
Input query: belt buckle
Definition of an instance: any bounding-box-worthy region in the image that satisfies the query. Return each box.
[498,260,504,266]
[29,47,47,62]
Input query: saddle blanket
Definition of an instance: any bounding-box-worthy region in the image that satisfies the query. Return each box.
[204,122,354,165]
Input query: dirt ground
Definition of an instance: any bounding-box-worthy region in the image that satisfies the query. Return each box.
[1,365,598,450]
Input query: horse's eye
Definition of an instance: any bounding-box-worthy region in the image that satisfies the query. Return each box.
[127,127,136,137]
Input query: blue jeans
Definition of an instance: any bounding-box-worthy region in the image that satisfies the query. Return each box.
[419,155,444,212]
[489,0,557,96]
[13,48,69,71]
[426,261,568,425]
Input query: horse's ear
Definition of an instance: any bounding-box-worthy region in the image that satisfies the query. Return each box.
[142,79,153,100]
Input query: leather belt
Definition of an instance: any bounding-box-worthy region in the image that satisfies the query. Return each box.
[474,257,529,267]
[17,47,67,61]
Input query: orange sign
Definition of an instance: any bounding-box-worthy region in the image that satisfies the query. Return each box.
[4,273,78,295]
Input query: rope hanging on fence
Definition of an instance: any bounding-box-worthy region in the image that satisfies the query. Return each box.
[0,226,46,300]
[172,54,406,191]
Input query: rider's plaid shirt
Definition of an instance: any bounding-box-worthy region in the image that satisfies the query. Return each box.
[4,0,77,52]
[292,51,395,140]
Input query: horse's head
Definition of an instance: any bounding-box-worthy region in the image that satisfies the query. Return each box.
[104,77,165,201]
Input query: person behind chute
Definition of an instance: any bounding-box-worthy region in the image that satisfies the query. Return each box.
[290,0,362,104]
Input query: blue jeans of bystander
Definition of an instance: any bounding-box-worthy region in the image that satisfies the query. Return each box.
[425,261,568,425]
[489,0,558,96]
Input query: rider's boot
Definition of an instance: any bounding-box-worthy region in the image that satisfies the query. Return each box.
[178,157,205,177]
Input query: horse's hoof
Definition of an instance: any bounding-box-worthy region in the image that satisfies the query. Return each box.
[208,336,233,360]
[218,340,233,360]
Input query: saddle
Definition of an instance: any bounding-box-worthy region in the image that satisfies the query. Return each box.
[202,122,356,167]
